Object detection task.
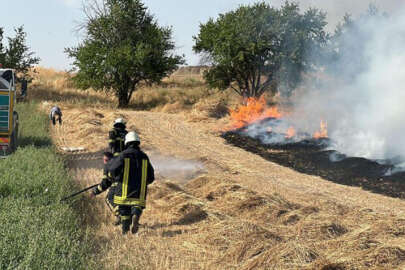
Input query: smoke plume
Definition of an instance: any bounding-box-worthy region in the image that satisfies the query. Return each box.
[149,153,205,182]
[291,7,405,162]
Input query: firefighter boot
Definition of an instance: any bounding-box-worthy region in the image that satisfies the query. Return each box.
[131,214,140,234]
[121,216,132,235]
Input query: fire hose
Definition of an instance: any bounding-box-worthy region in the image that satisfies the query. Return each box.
[60,184,98,202]
[61,181,138,203]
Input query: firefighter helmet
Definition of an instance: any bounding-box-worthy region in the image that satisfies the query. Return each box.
[125,131,140,145]
[113,118,126,126]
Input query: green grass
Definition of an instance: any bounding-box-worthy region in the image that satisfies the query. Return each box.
[0,102,92,269]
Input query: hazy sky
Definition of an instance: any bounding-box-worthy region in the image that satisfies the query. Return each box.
[1,0,401,70]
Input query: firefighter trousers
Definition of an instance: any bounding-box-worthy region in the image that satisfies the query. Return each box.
[119,205,143,234]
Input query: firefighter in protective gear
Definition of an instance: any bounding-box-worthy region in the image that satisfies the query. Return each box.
[108,131,155,234]
[109,118,128,156]
[91,152,121,225]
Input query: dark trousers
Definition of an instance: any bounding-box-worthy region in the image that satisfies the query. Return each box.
[118,205,143,233]
[51,115,62,125]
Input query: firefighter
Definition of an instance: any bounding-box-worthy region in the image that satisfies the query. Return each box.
[109,118,128,156]
[91,151,121,225]
[49,106,62,125]
[108,131,155,234]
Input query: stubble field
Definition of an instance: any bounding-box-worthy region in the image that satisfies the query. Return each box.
[18,68,405,269]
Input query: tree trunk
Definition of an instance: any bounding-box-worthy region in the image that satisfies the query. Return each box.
[116,79,139,108]
[117,88,129,108]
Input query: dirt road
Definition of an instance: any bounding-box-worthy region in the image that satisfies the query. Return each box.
[51,106,405,269]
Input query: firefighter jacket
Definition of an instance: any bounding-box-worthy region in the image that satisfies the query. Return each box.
[108,146,155,207]
[109,128,128,155]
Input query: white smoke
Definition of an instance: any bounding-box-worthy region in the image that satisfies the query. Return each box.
[244,119,296,144]
[329,151,346,162]
[148,153,205,182]
[291,7,405,161]
[290,0,399,31]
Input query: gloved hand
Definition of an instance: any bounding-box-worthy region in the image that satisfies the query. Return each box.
[92,186,101,197]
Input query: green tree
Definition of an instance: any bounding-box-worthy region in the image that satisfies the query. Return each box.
[0,26,40,79]
[193,2,328,98]
[66,0,184,108]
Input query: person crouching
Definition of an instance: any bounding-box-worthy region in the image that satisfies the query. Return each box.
[50,106,62,125]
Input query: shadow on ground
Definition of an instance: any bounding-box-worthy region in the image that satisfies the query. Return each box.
[18,135,52,148]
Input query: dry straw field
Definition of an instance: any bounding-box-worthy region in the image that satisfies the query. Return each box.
[29,67,405,269]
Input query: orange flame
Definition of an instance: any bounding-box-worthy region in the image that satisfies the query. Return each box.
[229,96,282,129]
[228,96,327,141]
[285,126,296,138]
[313,120,328,139]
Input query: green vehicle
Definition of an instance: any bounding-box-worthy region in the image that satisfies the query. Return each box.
[0,69,19,157]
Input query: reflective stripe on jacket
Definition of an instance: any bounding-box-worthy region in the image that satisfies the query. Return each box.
[108,146,154,207]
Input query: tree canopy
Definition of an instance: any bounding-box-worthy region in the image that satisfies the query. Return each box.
[66,0,185,107]
[0,26,40,80]
[193,2,329,98]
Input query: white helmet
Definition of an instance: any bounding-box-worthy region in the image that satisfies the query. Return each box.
[125,131,140,145]
[114,118,126,126]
